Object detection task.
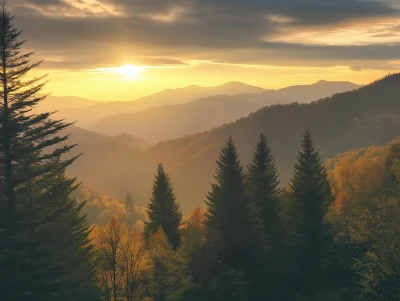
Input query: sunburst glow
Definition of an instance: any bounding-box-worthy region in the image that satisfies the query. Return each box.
[116,65,144,78]
[93,64,146,79]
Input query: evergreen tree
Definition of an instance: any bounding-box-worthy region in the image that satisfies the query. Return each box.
[247,133,284,252]
[0,3,99,300]
[125,192,134,209]
[247,133,286,299]
[287,130,334,298]
[205,136,266,300]
[145,163,182,249]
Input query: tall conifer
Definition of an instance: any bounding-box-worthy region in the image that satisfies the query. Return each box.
[287,130,334,298]
[205,136,266,300]
[0,3,99,300]
[247,133,283,252]
[145,163,182,249]
[247,133,286,299]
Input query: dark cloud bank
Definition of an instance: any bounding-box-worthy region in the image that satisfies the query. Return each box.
[11,0,400,70]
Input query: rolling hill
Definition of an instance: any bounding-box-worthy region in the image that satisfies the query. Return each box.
[92,80,360,143]
[62,74,400,214]
[93,94,278,143]
[64,125,148,150]
[51,82,266,127]
[32,95,97,114]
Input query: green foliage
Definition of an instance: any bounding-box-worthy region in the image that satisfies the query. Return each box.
[145,163,183,249]
[204,136,267,300]
[181,208,249,301]
[246,133,287,299]
[286,131,334,298]
[0,3,99,300]
[330,142,400,301]
[146,228,193,301]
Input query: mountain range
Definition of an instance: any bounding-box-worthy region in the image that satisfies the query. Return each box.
[92,80,359,143]
[35,80,357,145]
[44,82,265,128]
[61,74,400,213]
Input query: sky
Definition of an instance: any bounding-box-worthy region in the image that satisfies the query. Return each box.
[11,0,400,101]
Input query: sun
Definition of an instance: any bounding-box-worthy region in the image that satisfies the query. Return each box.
[116,64,143,78]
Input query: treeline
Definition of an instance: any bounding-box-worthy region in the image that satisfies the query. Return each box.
[91,131,334,300]
[93,132,400,301]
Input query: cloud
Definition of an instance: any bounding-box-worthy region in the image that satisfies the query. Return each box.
[10,0,400,70]
[350,66,363,71]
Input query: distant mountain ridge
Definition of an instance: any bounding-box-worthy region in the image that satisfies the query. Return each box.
[50,81,267,127]
[63,125,148,150]
[260,80,359,103]
[63,74,400,214]
[92,80,360,143]
[42,80,360,130]
[32,95,97,114]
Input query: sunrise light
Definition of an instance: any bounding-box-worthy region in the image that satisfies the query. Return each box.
[116,64,143,78]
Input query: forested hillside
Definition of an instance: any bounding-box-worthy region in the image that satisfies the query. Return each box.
[65,74,400,213]
[147,74,400,211]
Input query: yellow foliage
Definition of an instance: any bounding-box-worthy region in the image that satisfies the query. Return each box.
[328,145,387,213]
[92,215,150,301]
[185,207,206,228]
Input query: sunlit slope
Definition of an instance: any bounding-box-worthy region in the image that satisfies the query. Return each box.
[65,75,395,213]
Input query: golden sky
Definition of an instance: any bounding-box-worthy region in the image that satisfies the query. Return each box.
[13,0,400,101]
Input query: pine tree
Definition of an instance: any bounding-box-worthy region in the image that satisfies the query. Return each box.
[247,133,286,299]
[204,136,266,300]
[287,130,334,298]
[40,157,100,300]
[247,133,284,253]
[145,163,182,249]
[125,192,134,209]
[0,3,99,300]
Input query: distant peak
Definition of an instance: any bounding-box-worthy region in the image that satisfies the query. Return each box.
[220,81,247,87]
[115,133,132,139]
[315,80,356,85]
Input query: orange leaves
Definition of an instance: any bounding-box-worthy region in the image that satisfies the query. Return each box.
[328,145,386,213]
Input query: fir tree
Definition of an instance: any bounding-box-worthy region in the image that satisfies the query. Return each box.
[287,130,334,298]
[125,192,134,209]
[0,3,99,300]
[247,133,284,253]
[145,163,182,249]
[247,133,286,299]
[204,136,266,300]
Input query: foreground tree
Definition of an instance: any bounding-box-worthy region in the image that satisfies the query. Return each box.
[145,163,182,249]
[327,143,400,301]
[205,136,267,300]
[0,3,98,300]
[146,227,193,301]
[286,131,334,298]
[247,133,286,299]
[182,208,248,301]
[247,133,284,250]
[93,215,147,301]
